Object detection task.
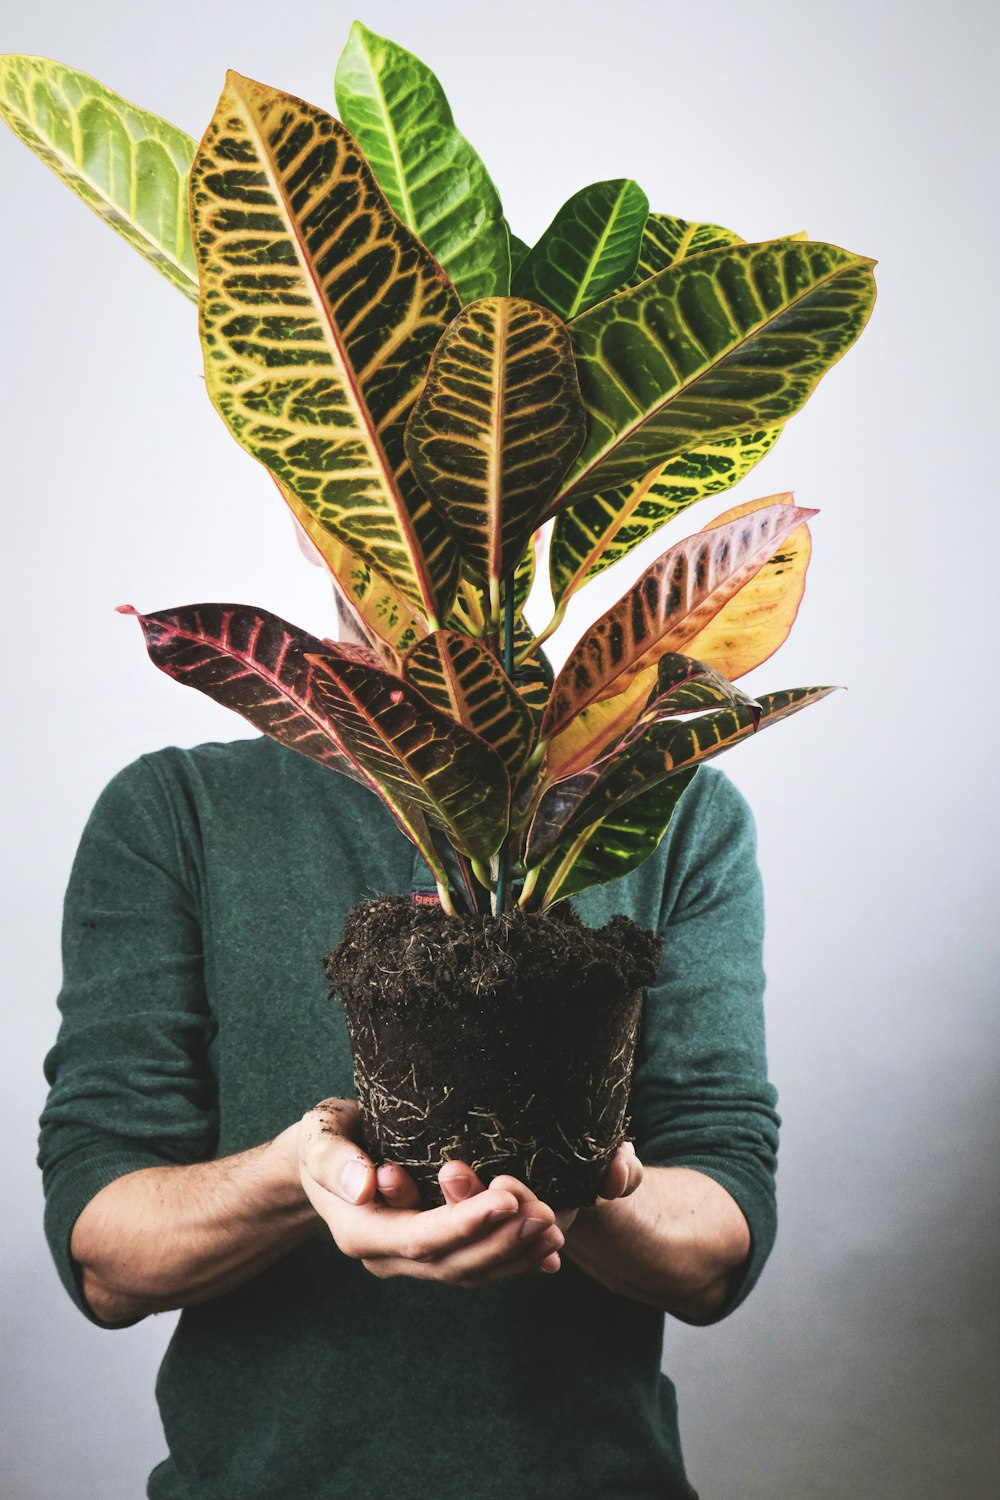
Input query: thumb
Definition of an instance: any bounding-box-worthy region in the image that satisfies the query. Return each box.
[299,1098,376,1205]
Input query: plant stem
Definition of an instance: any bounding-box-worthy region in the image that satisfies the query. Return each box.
[494,574,516,914]
[514,599,566,664]
[517,866,540,910]
[435,880,458,916]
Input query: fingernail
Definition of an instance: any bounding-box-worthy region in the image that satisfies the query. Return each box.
[541,1254,561,1274]
[485,1206,517,1224]
[340,1159,369,1203]
[441,1175,473,1201]
[519,1217,547,1240]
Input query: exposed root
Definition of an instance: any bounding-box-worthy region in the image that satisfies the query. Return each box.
[325,896,659,1209]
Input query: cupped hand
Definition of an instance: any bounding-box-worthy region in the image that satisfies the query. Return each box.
[436,1137,644,1236]
[297,1099,566,1287]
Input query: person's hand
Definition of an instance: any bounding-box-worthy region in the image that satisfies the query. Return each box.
[297,1099,567,1287]
[435,1139,645,1236]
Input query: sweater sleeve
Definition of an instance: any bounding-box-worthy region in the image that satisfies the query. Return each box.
[629,769,780,1321]
[38,755,219,1327]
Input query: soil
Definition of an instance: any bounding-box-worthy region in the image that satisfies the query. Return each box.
[324,896,660,1209]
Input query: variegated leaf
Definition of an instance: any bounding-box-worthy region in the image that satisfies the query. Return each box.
[120,601,453,889]
[404,297,585,616]
[548,427,782,608]
[0,55,197,297]
[510,618,555,725]
[403,631,535,782]
[623,211,743,287]
[512,532,538,615]
[522,768,698,909]
[636,652,762,723]
[308,647,509,863]
[556,239,876,508]
[512,178,649,320]
[190,72,461,625]
[288,493,422,670]
[680,494,813,679]
[447,514,540,639]
[542,499,815,749]
[526,686,836,889]
[546,649,761,781]
[335,21,510,302]
[548,491,813,777]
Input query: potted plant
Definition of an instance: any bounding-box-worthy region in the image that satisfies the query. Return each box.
[1,22,875,1209]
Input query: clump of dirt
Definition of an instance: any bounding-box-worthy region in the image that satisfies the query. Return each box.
[325,897,660,1209]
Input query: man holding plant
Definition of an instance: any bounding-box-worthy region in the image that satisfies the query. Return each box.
[46,706,775,1498]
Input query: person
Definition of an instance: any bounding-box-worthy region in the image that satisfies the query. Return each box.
[38,593,780,1500]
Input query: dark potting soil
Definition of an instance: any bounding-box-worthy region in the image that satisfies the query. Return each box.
[325,897,661,1209]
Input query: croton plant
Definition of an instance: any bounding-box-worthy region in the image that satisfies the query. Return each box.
[1,23,875,918]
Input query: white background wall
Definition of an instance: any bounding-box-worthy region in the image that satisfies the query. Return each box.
[1,0,997,1495]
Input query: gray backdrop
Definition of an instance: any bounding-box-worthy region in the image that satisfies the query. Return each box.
[2,0,997,1495]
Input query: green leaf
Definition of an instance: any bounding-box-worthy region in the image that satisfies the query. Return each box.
[526,685,836,894]
[549,427,782,607]
[404,297,585,618]
[542,499,816,745]
[512,534,538,616]
[0,55,197,298]
[512,178,649,320]
[556,239,877,508]
[623,211,743,287]
[506,223,530,274]
[334,21,510,302]
[308,646,510,864]
[403,631,535,783]
[190,72,461,627]
[522,768,698,908]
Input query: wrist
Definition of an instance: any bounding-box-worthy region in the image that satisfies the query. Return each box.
[265,1122,317,1219]
[564,1180,634,1248]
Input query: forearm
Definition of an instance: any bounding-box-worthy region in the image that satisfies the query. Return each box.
[70,1123,319,1324]
[563,1165,751,1320]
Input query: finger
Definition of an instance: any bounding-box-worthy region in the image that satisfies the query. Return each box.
[376,1162,422,1210]
[422,1197,562,1281]
[437,1215,566,1284]
[438,1160,487,1205]
[598,1149,629,1201]
[356,1184,522,1262]
[598,1142,643,1201]
[365,1218,566,1286]
[299,1102,376,1206]
[622,1145,643,1197]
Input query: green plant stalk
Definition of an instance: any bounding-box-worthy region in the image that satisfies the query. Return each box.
[515,599,567,664]
[494,578,517,913]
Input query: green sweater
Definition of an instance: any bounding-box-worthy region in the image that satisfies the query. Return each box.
[39,738,779,1500]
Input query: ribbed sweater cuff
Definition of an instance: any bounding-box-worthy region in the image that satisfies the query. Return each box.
[43,1149,172,1328]
[641,1149,777,1322]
